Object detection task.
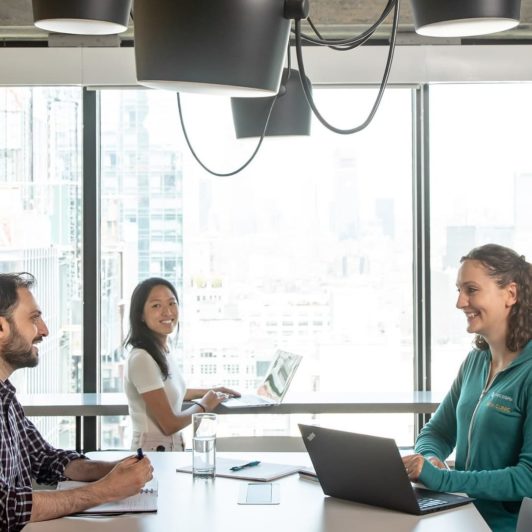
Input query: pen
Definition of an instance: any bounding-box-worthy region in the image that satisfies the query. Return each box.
[230,460,261,471]
[136,448,144,460]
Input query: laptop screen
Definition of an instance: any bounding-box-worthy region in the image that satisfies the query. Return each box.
[257,350,302,402]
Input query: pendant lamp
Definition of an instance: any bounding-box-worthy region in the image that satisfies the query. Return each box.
[410,0,521,37]
[134,0,291,97]
[32,0,131,35]
[231,69,312,138]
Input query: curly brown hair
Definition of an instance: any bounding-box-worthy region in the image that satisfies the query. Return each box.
[461,244,532,353]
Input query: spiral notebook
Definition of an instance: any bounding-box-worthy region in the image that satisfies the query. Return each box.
[56,479,158,514]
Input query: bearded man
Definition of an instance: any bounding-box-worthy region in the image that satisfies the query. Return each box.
[0,273,153,531]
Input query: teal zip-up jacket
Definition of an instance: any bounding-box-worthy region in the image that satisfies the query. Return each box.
[415,340,532,532]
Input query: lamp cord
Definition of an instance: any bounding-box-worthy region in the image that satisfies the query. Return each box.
[294,0,400,134]
[176,92,278,177]
[295,0,395,49]
[304,17,373,51]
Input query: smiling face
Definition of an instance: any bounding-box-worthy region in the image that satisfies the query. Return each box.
[142,284,179,344]
[0,287,49,376]
[456,259,517,346]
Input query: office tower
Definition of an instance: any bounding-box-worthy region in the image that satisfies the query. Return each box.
[100,91,185,447]
[0,87,82,448]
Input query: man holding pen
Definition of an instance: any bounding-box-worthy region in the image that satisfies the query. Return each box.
[0,273,153,531]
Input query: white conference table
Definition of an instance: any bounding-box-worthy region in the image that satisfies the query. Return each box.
[22,451,489,532]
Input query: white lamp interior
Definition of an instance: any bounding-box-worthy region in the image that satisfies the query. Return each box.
[34,18,127,35]
[138,80,279,98]
[416,17,520,38]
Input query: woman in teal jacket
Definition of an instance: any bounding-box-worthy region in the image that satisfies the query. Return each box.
[403,244,532,532]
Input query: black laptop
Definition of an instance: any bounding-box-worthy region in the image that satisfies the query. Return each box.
[298,424,474,515]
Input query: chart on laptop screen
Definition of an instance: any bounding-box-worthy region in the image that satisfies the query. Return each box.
[222,350,302,408]
[259,350,301,401]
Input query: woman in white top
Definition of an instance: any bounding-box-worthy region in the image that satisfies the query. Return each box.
[123,277,240,451]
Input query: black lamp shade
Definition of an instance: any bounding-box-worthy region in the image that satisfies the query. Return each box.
[134,0,291,97]
[410,0,520,37]
[32,0,131,35]
[231,69,312,138]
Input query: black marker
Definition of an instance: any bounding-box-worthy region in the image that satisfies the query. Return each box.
[136,448,144,460]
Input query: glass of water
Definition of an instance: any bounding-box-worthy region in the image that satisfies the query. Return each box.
[192,413,217,478]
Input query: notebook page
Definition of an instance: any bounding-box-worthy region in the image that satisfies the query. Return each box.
[56,479,158,513]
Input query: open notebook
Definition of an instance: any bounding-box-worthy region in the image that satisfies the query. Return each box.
[56,479,158,514]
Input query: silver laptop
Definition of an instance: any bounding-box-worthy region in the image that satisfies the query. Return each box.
[298,424,474,515]
[222,350,302,408]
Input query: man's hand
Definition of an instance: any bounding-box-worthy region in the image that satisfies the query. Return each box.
[94,455,154,501]
[31,455,154,523]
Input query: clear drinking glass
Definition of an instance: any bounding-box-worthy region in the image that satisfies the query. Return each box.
[192,413,217,478]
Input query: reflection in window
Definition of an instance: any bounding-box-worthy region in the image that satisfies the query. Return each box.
[430,84,532,392]
[0,87,82,449]
[99,87,414,447]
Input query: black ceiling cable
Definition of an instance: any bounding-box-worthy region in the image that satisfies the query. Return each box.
[304,17,374,51]
[175,41,295,177]
[294,0,400,134]
[131,4,276,177]
[176,91,278,177]
[168,1,397,174]
[295,0,395,48]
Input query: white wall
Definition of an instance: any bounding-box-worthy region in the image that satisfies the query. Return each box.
[2,45,532,86]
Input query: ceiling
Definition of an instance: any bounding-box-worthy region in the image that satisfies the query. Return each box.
[2,0,532,43]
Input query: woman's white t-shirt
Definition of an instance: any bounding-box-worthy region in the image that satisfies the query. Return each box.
[124,347,186,451]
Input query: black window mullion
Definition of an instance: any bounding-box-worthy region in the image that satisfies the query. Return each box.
[412,84,432,435]
[82,88,101,452]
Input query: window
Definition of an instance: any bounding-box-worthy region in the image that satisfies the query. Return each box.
[430,84,532,392]
[98,86,414,447]
[0,87,82,449]
[2,69,530,452]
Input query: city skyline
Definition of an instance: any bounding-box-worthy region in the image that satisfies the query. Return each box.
[1,84,531,449]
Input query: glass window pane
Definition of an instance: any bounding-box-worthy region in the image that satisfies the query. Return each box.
[430,84,532,392]
[100,87,414,447]
[0,87,82,448]
[100,91,184,448]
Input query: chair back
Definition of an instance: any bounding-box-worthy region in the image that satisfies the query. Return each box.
[517,497,532,532]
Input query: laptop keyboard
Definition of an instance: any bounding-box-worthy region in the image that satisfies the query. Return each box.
[234,395,272,405]
[417,497,448,510]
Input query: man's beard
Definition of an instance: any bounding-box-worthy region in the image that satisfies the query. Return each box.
[2,320,41,370]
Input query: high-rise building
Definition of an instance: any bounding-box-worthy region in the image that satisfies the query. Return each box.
[0,87,82,448]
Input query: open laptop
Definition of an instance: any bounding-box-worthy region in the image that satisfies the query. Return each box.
[222,350,302,408]
[298,424,474,515]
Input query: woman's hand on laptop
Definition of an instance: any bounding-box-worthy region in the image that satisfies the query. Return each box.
[402,453,449,481]
[212,386,241,399]
[402,454,426,481]
[199,387,241,410]
[199,390,226,411]
[425,455,448,470]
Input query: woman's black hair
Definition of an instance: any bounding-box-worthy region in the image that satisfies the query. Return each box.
[461,243,532,353]
[124,277,179,380]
